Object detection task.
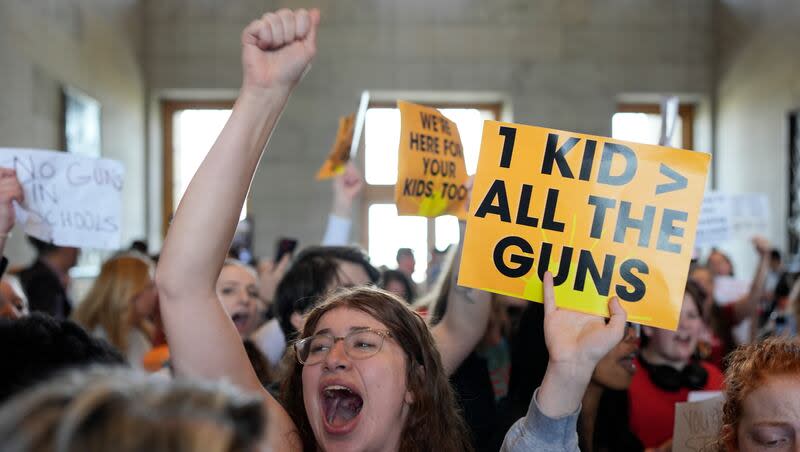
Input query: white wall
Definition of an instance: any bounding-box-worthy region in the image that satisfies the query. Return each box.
[143,0,714,257]
[714,0,800,275]
[0,0,147,267]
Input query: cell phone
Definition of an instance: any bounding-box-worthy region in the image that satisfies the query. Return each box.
[274,238,298,263]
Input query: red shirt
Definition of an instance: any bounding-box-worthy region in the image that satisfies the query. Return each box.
[628,357,724,448]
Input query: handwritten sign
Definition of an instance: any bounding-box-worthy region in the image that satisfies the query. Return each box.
[458,121,711,330]
[316,114,355,180]
[395,101,469,219]
[695,192,769,248]
[0,148,124,249]
[672,395,724,452]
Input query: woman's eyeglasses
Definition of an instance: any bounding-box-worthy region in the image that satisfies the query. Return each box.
[293,328,392,366]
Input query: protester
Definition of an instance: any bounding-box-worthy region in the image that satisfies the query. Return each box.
[628,281,725,449]
[0,313,125,403]
[380,268,416,303]
[72,253,157,368]
[500,272,629,451]
[19,238,79,319]
[0,367,267,452]
[690,237,771,367]
[719,337,800,451]
[0,168,23,280]
[155,9,494,451]
[504,295,641,451]
[217,259,262,337]
[396,247,416,280]
[0,274,27,320]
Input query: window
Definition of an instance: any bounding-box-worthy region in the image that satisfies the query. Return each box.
[162,101,246,235]
[361,102,499,283]
[612,103,694,149]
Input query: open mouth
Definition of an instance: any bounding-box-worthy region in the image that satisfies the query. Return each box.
[321,384,364,434]
[674,332,692,345]
[231,312,251,332]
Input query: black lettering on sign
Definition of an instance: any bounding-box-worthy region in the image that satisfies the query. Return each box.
[541,133,578,179]
[616,259,649,302]
[614,201,655,248]
[441,183,468,201]
[420,112,452,136]
[402,179,434,197]
[498,126,517,168]
[409,132,440,154]
[574,250,615,296]
[598,142,637,186]
[474,180,511,223]
[657,209,688,254]
[516,184,538,227]
[537,242,573,285]
[493,236,534,278]
[443,139,463,158]
[542,188,565,232]
[587,195,616,239]
[579,140,597,181]
[421,157,456,177]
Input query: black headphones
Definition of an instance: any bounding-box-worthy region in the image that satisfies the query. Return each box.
[638,354,708,392]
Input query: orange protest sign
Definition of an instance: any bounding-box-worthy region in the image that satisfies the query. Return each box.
[457,121,711,330]
[316,114,355,180]
[395,101,469,219]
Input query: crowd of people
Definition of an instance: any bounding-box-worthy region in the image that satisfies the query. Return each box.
[1,8,799,452]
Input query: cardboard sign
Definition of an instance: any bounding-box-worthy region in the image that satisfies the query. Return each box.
[458,121,711,330]
[317,114,355,180]
[695,192,769,248]
[672,396,724,452]
[0,148,124,249]
[395,101,469,219]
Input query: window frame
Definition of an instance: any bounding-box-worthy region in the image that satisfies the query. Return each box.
[161,99,236,237]
[615,103,696,150]
[358,101,502,259]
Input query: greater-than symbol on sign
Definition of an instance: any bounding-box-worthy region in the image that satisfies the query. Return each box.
[656,164,688,195]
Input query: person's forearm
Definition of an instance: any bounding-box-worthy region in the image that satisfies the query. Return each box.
[436,221,490,374]
[537,361,593,418]
[158,88,289,300]
[734,251,769,323]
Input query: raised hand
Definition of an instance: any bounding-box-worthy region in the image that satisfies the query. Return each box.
[241,8,320,93]
[332,163,364,217]
[257,253,291,304]
[537,272,628,417]
[0,169,24,237]
[543,272,628,373]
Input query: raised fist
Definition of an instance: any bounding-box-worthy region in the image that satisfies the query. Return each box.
[241,8,320,92]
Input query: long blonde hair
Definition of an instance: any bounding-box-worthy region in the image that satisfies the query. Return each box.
[72,253,154,355]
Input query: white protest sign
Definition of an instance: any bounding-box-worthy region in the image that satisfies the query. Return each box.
[672,395,724,452]
[695,192,770,248]
[0,148,124,249]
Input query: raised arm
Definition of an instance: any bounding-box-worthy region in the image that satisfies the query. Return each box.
[431,220,491,376]
[731,237,770,325]
[501,273,627,451]
[0,169,24,277]
[155,9,319,451]
[321,162,362,245]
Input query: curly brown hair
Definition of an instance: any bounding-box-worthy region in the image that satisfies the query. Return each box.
[719,337,800,449]
[280,286,473,452]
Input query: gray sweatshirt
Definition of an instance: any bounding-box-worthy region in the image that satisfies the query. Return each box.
[500,388,581,452]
